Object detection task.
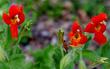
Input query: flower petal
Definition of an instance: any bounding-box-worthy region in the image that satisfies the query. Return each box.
[100,24,106,32]
[68,31,74,40]
[10,24,18,39]
[2,13,11,24]
[71,21,82,33]
[91,16,100,24]
[91,13,107,24]
[17,12,25,25]
[19,5,23,12]
[68,32,80,46]
[79,34,88,44]
[9,4,20,17]
[84,22,95,33]
[94,23,106,33]
[9,4,23,18]
[93,32,107,45]
[98,13,107,21]
[70,40,79,47]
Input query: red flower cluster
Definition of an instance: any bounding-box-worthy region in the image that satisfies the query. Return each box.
[68,21,87,47]
[69,13,107,47]
[85,13,107,45]
[2,4,25,39]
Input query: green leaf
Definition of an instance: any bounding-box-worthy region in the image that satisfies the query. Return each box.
[0,62,9,69]
[82,50,99,62]
[53,46,62,69]
[33,45,56,69]
[0,47,8,61]
[99,42,110,69]
[83,34,92,49]
[79,59,87,69]
[82,50,109,68]
[60,49,76,69]
[100,42,110,58]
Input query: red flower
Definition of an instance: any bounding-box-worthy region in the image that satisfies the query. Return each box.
[71,21,82,33]
[68,21,87,47]
[85,13,107,33]
[91,13,107,24]
[84,13,107,45]
[85,22,106,33]
[2,4,25,39]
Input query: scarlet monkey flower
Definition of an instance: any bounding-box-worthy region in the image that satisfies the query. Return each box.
[68,21,87,47]
[2,4,25,39]
[85,13,107,33]
[85,13,107,45]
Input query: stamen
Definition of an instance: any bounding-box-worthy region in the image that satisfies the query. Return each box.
[100,20,106,25]
[75,33,79,39]
[100,22,103,24]
[15,15,20,22]
[11,15,20,24]
[95,25,101,31]
[77,29,80,32]
[103,20,106,25]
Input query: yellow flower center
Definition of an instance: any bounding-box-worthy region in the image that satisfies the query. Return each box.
[72,33,81,42]
[95,24,101,31]
[11,15,20,24]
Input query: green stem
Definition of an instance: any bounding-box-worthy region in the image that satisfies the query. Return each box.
[79,49,87,69]
[99,46,103,56]
[59,43,64,58]
[80,49,83,60]
[13,26,25,54]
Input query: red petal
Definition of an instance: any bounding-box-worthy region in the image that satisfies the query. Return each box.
[2,13,11,24]
[17,12,25,25]
[9,4,23,17]
[93,32,107,45]
[91,16,100,24]
[68,32,79,46]
[100,24,106,32]
[10,24,18,39]
[19,5,23,12]
[79,34,88,44]
[9,4,20,17]
[98,13,107,21]
[94,23,106,33]
[84,22,95,33]
[70,40,79,46]
[71,21,82,33]
[68,31,74,39]
[91,13,107,24]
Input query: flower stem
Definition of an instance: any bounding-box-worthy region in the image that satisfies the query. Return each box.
[13,26,25,54]
[60,45,64,57]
